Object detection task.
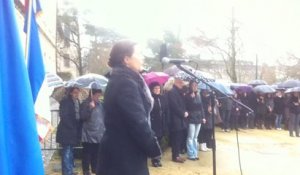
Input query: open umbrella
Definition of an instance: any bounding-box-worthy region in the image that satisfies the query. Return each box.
[164,65,195,76]
[199,81,233,95]
[194,70,215,82]
[230,83,253,93]
[74,73,108,90]
[142,72,169,85]
[253,85,275,94]
[249,79,267,86]
[46,72,64,88]
[278,80,300,89]
[285,87,300,93]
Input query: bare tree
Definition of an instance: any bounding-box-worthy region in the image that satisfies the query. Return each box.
[57,8,86,75]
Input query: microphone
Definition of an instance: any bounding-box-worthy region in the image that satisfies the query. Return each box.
[162,57,190,64]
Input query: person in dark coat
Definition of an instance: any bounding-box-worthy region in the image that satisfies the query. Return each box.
[274,91,285,130]
[167,74,189,163]
[148,82,169,167]
[80,89,105,175]
[265,93,274,129]
[219,94,233,132]
[256,94,267,129]
[97,40,161,175]
[56,87,81,175]
[185,80,204,160]
[231,92,242,130]
[198,89,213,151]
[288,92,300,137]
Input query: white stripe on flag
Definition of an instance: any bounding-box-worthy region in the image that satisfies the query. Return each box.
[34,76,52,140]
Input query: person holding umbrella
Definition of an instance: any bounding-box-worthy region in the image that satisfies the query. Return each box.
[97,40,161,175]
[288,92,300,137]
[80,88,105,175]
[148,82,169,167]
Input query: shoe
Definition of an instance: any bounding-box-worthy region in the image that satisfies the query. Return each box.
[83,171,91,175]
[157,161,162,167]
[152,159,162,167]
[187,157,196,161]
[172,156,185,163]
[152,162,160,167]
[195,157,199,160]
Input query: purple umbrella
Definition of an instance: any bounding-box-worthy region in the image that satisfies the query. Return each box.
[142,72,169,85]
[230,83,253,93]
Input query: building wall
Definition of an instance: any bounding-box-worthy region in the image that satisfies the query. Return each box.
[14,0,77,79]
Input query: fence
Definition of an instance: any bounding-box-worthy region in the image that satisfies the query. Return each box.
[41,110,83,150]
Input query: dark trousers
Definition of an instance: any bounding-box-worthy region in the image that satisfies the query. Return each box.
[198,128,213,147]
[264,113,274,129]
[82,142,99,174]
[221,110,231,130]
[171,130,184,159]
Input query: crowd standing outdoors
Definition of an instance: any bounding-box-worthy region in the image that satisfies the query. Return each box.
[56,40,299,175]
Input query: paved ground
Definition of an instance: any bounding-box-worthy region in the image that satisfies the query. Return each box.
[46,128,300,175]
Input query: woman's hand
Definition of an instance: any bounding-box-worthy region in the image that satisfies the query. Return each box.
[184,112,189,118]
[89,100,96,109]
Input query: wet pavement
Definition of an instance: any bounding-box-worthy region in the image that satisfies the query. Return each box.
[46,128,300,175]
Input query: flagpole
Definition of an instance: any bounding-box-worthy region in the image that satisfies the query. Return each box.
[25,0,33,63]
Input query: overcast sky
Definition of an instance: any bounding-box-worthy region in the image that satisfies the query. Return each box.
[69,0,300,65]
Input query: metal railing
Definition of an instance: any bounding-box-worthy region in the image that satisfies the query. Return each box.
[41,110,60,150]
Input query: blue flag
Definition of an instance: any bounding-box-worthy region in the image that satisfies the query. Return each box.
[0,0,45,174]
[26,0,52,141]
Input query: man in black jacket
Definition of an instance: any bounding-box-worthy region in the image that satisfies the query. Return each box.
[168,76,188,163]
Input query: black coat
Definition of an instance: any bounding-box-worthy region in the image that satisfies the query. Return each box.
[97,66,161,175]
[150,94,169,138]
[201,94,213,129]
[185,92,204,124]
[167,86,188,131]
[288,95,300,114]
[56,96,81,146]
[273,96,285,115]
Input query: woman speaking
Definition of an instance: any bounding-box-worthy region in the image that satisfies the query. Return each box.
[97,40,161,175]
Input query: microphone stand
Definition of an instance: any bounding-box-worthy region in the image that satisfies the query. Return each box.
[174,64,253,175]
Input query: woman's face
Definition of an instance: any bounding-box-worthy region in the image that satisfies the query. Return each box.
[152,86,161,95]
[71,88,80,99]
[191,82,198,92]
[125,45,144,72]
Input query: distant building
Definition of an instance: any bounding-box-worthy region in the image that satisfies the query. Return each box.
[14,0,77,80]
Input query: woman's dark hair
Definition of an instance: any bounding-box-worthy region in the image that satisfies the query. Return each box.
[149,82,160,92]
[89,89,102,96]
[108,40,137,67]
[188,80,198,93]
[66,87,80,96]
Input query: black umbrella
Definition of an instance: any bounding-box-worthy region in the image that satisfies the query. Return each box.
[249,79,267,86]
[285,87,300,93]
[278,80,300,89]
[253,85,275,94]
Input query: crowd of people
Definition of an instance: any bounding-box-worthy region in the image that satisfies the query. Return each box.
[55,40,299,175]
